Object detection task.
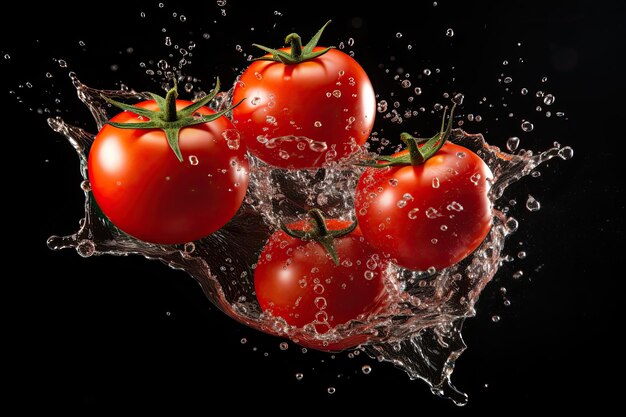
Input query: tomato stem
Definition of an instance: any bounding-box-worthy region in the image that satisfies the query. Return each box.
[102,77,244,162]
[252,20,334,65]
[163,80,179,122]
[280,209,357,266]
[285,33,304,60]
[357,102,457,168]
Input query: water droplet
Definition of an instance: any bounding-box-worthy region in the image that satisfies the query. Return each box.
[157,60,169,70]
[396,200,407,208]
[440,225,448,231]
[314,121,322,128]
[520,88,528,95]
[331,89,342,98]
[388,178,399,187]
[295,373,304,380]
[364,270,375,280]
[240,338,247,344]
[491,315,501,323]
[517,251,527,259]
[414,87,422,95]
[507,137,520,151]
[432,177,440,188]
[348,37,355,46]
[504,77,513,84]
[470,173,481,185]
[265,115,276,124]
[327,387,336,394]
[505,218,519,232]
[558,146,574,160]
[408,208,419,219]
[362,365,372,374]
[377,100,388,113]
[279,342,289,350]
[423,68,431,76]
[180,15,186,22]
[431,238,438,244]
[456,151,467,158]
[425,207,441,219]
[140,11,146,18]
[3,54,10,60]
[80,180,91,192]
[452,93,464,105]
[189,155,199,165]
[543,94,555,105]
[221,129,240,150]
[278,150,290,159]
[158,2,164,8]
[396,32,402,38]
[446,201,464,212]
[526,195,540,211]
[184,242,195,254]
[58,60,67,68]
[76,240,95,258]
[521,121,534,132]
[446,28,454,37]
[401,80,411,88]
[165,37,172,46]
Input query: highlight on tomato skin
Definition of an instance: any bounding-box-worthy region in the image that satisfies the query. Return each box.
[232,21,376,169]
[88,98,249,245]
[253,214,389,351]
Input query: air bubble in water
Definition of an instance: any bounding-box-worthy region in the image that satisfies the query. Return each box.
[396,32,402,38]
[362,365,372,374]
[526,195,540,211]
[506,137,520,151]
[58,60,67,68]
[491,315,501,323]
[414,87,422,95]
[189,155,199,165]
[76,240,95,258]
[80,180,91,192]
[240,338,247,344]
[408,208,419,219]
[377,100,388,113]
[446,28,454,37]
[423,69,431,76]
[543,94,555,105]
[180,15,186,22]
[295,373,303,380]
[504,77,512,84]
[452,93,464,105]
[432,177,440,188]
[327,387,336,394]
[401,80,411,88]
[279,342,289,350]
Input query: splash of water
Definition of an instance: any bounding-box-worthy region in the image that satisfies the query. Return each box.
[46,73,572,406]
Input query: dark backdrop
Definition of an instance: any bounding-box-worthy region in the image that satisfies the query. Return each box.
[2,0,623,412]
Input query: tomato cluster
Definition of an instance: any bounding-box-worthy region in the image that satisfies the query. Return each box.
[87,22,493,351]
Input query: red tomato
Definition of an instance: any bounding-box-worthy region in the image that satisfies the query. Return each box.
[88,99,248,244]
[254,214,387,350]
[232,23,375,169]
[355,142,493,271]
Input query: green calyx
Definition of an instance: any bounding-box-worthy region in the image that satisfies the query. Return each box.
[359,103,458,168]
[280,209,357,266]
[102,78,243,162]
[252,20,334,65]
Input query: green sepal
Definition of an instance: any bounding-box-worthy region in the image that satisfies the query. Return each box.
[102,78,242,162]
[280,209,357,266]
[252,20,334,65]
[357,103,457,168]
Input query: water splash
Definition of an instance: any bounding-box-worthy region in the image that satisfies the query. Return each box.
[46,74,572,406]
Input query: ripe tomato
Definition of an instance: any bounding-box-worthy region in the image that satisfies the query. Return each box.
[88,83,249,244]
[355,105,493,271]
[254,210,387,350]
[232,21,375,169]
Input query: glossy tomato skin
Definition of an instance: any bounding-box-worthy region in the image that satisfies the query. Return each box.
[88,100,249,244]
[254,220,387,350]
[355,143,493,271]
[232,47,376,169]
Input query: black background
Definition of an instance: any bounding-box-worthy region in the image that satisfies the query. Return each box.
[2,0,624,412]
